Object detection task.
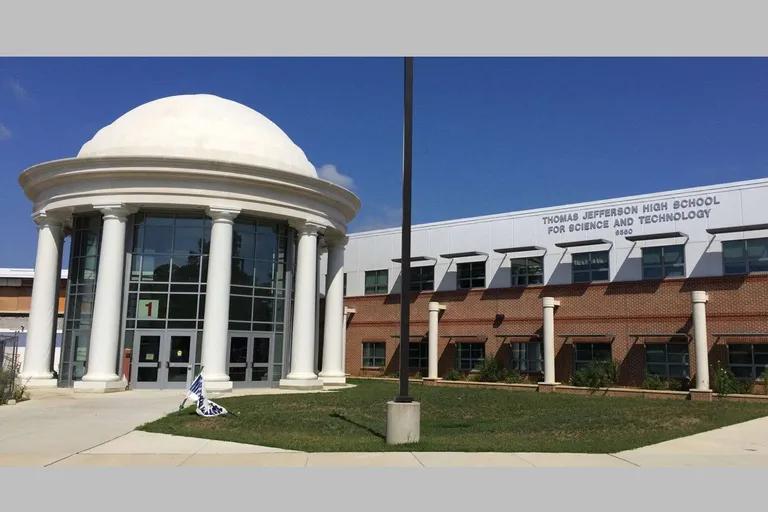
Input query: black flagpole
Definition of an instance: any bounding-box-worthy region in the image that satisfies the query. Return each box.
[396,56,414,403]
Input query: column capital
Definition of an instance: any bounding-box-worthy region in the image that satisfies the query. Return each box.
[31,210,65,228]
[92,203,135,220]
[428,301,446,312]
[290,220,325,237]
[542,297,560,308]
[324,232,349,247]
[206,206,241,223]
[691,290,709,304]
[344,306,356,315]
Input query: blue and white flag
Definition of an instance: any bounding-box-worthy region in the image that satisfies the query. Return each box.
[179,371,227,417]
[196,396,228,417]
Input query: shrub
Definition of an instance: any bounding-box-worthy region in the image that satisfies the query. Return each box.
[571,360,618,390]
[711,362,753,396]
[443,369,463,381]
[504,369,526,384]
[762,368,768,395]
[474,358,507,382]
[641,374,688,391]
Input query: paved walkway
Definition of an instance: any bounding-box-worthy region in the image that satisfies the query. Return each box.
[2,389,768,467]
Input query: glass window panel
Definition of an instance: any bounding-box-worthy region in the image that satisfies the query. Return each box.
[663,245,685,265]
[137,367,159,382]
[642,247,662,265]
[80,256,98,282]
[253,260,274,288]
[572,253,590,268]
[253,298,274,322]
[665,265,685,277]
[724,261,747,275]
[255,234,277,260]
[252,367,269,381]
[231,258,254,286]
[229,337,248,363]
[643,266,663,279]
[137,293,167,320]
[138,336,161,363]
[645,346,666,362]
[253,337,270,363]
[141,254,171,282]
[143,225,173,253]
[233,231,255,259]
[592,270,609,281]
[646,364,667,376]
[168,294,198,319]
[729,347,752,365]
[130,255,141,281]
[669,365,689,378]
[273,334,283,362]
[172,254,201,282]
[593,344,612,360]
[169,336,191,363]
[732,366,753,378]
[174,226,205,254]
[573,271,591,283]
[229,367,246,382]
[229,296,252,321]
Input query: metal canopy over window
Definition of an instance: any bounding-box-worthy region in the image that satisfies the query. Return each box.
[706,223,768,235]
[440,251,489,260]
[391,256,437,265]
[713,333,768,344]
[554,239,611,249]
[560,334,615,344]
[630,333,690,344]
[442,335,487,344]
[625,231,687,242]
[493,246,546,254]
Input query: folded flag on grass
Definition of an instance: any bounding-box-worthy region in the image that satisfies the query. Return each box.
[179,371,228,417]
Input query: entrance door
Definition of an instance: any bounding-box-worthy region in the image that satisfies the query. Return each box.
[228,332,274,386]
[131,331,197,389]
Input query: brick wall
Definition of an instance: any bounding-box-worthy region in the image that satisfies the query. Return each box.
[343,274,768,386]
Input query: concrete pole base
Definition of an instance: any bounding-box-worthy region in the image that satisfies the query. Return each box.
[386,400,421,445]
[537,382,560,393]
[689,389,713,402]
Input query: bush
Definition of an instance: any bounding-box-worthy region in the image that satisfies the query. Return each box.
[711,362,753,396]
[474,358,507,382]
[443,369,463,381]
[571,360,618,390]
[762,369,768,395]
[504,369,527,384]
[641,374,688,391]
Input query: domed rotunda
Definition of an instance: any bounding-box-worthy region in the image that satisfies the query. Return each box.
[18,94,360,393]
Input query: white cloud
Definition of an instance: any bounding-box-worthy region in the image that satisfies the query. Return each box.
[0,122,11,141]
[316,163,355,189]
[6,78,29,101]
[353,204,402,232]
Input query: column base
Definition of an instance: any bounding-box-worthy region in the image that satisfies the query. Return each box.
[422,377,441,386]
[690,389,713,402]
[204,380,233,394]
[74,379,127,393]
[537,382,560,393]
[279,378,324,390]
[318,374,346,386]
[18,377,58,389]
[386,401,421,445]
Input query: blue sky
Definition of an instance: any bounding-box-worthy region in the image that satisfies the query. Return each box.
[0,57,766,268]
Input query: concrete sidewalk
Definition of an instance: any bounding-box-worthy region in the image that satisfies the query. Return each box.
[2,388,768,467]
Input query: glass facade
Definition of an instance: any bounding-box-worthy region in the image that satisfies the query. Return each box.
[59,210,294,388]
[723,238,768,275]
[364,269,388,295]
[510,257,544,286]
[457,261,485,289]
[572,251,610,283]
[410,266,434,292]
[59,215,102,386]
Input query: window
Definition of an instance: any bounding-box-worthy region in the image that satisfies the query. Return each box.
[408,342,428,370]
[457,261,486,289]
[574,343,612,371]
[364,269,388,295]
[646,343,689,379]
[572,251,610,283]
[362,341,386,368]
[343,273,347,296]
[510,342,543,373]
[642,245,685,279]
[728,344,768,379]
[456,343,485,370]
[410,266,434,292]
[510,257,544,286]
[723,238,768,275]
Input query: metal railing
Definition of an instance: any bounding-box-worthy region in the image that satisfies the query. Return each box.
[0,331,21,404]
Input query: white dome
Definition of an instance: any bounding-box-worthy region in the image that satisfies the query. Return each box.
[77,94,317,178]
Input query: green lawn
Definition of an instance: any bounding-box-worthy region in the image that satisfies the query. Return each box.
[139,379,768,453]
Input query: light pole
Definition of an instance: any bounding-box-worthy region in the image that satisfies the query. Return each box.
[386,56,420,445]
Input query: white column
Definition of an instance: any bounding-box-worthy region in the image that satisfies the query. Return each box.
[342,306,355,375]
[280,221,324,389]
[19,213,64,388]
[692,290,710,391]
[200,207,239,393]
[319,236,347,384]
[76,205,131,392]
[540,296,560,385]
[427,301,446,380]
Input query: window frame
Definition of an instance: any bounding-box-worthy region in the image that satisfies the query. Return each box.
[645,343,690,379]
[573,342,612,372]
[722,237,768,276]
[409,265,435,292]
[455,342,485,371]
[456,261,486,289]
[509,341,544,373]
[571,250,610,284]
[641,244,686,280]
[728,343,768,380]
[362,341,386,368]
[509,256,544,287]
[364,269,389,295]
[408,341,429,370]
